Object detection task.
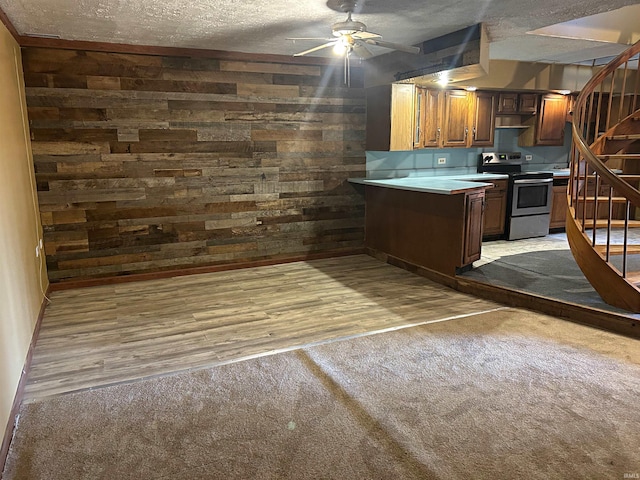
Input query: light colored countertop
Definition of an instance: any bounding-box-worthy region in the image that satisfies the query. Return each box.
[547,169,571,178]
[348,173,507,195]
[542,168,621,178]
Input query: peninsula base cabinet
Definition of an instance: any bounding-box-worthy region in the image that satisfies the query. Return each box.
[364,186,486,276]
[463,191,485,266]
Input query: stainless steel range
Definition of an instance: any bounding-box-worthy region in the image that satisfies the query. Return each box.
[478,152,553,240]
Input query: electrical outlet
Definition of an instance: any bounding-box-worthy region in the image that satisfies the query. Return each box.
[525,155,533,161]
[437,157,447,165]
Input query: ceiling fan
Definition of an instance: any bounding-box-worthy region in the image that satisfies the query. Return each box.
[287,1,420,84]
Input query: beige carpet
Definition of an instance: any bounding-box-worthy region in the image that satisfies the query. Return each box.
[4,308,640,479]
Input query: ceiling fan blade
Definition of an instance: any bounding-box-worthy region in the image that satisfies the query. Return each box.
[352,31,381,40]
[364,39,421,54]
[293,42,338,57]
[352,41,374,59]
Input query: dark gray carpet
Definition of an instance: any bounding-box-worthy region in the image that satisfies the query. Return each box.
[462,248,640,317]
[4,309,640,479]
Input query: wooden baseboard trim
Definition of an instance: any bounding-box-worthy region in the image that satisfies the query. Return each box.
[49,248,366,291]
[0,289,50,474]
[365,248,458,289]
[367,250,640,339]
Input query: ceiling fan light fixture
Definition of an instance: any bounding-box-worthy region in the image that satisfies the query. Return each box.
[332,12,366,36]
[333,40,348,55]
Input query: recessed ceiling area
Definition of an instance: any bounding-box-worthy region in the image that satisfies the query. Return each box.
[0,0,638,68]
[524,3,640,65]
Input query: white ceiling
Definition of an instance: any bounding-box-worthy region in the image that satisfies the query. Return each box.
[1,0,639,66]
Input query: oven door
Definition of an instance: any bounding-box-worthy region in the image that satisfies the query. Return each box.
[511,177,553,217]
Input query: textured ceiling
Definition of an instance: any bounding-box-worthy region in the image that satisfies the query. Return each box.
[1,0,639,65]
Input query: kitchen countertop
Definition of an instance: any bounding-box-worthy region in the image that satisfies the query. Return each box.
[348,173,507,195]
[546,169,570,178]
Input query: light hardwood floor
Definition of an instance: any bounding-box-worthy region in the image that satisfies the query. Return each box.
[25,254,505,403]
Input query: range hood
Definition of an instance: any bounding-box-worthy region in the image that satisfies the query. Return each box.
[365,23,489,88]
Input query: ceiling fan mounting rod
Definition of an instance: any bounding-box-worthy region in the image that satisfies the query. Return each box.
[339,1,358,13]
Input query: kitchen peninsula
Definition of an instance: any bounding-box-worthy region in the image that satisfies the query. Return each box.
[350,174,506,277]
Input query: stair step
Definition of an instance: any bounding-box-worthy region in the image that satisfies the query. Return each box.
[587,219,640,228]
[594,244,640,255]
[579,174,640,182]
[582,196,629,203]
[606,134,640,141]
[622,271,640,286]
[597,154,640,160]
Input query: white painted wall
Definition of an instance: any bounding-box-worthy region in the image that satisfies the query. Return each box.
[0,22,48,444]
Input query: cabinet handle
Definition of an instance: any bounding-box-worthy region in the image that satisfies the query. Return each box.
[472,126,476,139]
[437,127,441,139]
[465,127,468,139]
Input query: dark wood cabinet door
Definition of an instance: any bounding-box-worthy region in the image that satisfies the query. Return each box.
[470,91,496,147]
[442,90,471,148]
[519,93,538,113]
[422,89,442,148]
[536,94,568,146]
[463,191,484,266]
[498,93,518,113]
[482,180,508,237]
[550,184,568,229]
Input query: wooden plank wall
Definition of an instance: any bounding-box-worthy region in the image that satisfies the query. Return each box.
[21,48,366,283]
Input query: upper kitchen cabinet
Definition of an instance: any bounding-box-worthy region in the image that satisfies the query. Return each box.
[415,88,493,149]
[416,88,442,148]
[365,84,495,151]
[469,91,496,147]
[441,89,474,148]
[497,92,538,114]
[519,93,569,147]
[366,83,416,151]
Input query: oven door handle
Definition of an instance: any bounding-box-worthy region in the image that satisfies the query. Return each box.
[513,178,553,184]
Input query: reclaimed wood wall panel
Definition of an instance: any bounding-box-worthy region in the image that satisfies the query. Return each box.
[22,48,366,283]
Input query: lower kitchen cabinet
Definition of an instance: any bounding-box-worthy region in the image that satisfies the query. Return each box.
[480,179,508,238]
[550,182,569,230]
[463,191,485,266]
